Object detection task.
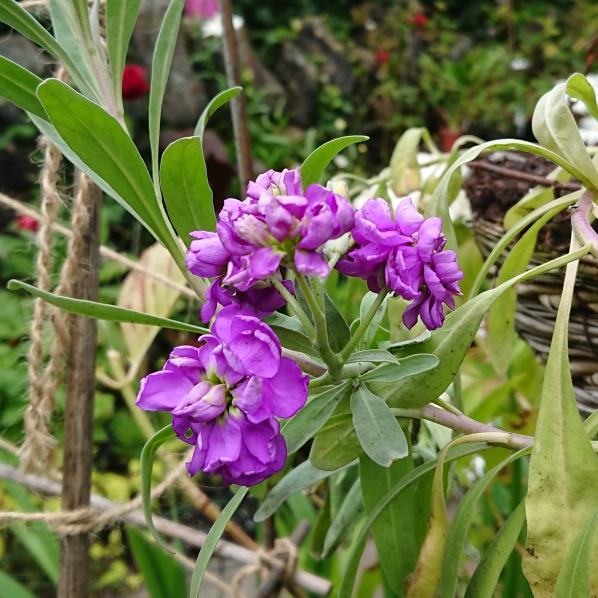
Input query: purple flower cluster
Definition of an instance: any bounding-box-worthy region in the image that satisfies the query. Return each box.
[136,305,308,486]
[186,168,353,322]
[336,198,463,330]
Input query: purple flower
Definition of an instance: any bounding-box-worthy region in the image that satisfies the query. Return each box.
[186,231,294,323]
[136,305,309,486]
[336,198,463,330]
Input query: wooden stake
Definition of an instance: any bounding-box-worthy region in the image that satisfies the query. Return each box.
[57,173,102,598]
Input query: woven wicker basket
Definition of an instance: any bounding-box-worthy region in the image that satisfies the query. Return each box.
[466,153,598,415]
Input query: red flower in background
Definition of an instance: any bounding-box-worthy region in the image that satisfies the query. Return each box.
[17,215,38,232]
[409,13,428,27]
[374,51,390,64]
[122,65,150,100]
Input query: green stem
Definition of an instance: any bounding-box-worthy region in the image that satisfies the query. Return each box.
[269,276,315,340]
[339,289,389,363]
[296,273,341,378]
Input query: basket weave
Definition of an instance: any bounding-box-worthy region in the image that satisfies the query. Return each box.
[472,211,598,415]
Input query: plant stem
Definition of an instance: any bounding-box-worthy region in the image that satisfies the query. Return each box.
[339,289,389,363]
[269,276,315,340]
[296,273,342,378]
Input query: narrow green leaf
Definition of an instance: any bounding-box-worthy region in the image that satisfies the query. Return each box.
[194,86,242,138]
[360,354,439,384]
[300,135,369,189]
[126,528,187,598]
[7,279,208,335]
[361,450,417,597]
[487,208,557,375]
[359,291,388,350]
[383,246,590,410]
[554,508,598,598]
[351,384,408,467]
[439,448,531,598]
[389,127,425,196]
[310,414,363,471]
[346,350,400,364]
[309,489,332,559]
[148,0,186,192]
[532,80,598,189]
[523,256,598,597]
[36,79,171,244]
[254,459,355,522]
[321,478,364,558]
[0,56,46,119]
[0,571,36,598]
[464,500,526,598]
[339,443,493,598]
[324,291,351,353]
[282,380,352,455]
[0,0,96,99]
[140,425,177,553]
[161,136,216,244]
[264,312,318,358]
[106,0,143,101]
[190,487,248,598]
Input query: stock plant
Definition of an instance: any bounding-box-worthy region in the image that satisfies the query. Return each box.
[2,0,598,596]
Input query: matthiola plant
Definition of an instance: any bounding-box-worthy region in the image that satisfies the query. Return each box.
[4,0,598,596]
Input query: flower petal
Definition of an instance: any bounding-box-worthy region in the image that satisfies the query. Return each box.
[294,249,329,277]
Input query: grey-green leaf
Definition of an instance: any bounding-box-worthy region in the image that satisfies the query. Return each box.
[161,136,217,244]
[254,459,355,522]
[190,487,248,598]
[264,312,318,358]
[106,0,143,100]
[359,291,388,350]
[360,354,439,384]
[194,86,242,138]
[464,500,526,598]
[140,425,176,553]
[554,508,598,598]
[282,381,352,455]
[7,279,208,335]
[300,135,369,189]
[351,384,408,467]
[36,78,171,244]
[346,350,400,365]
[148,0,186,190]
[439,448,531,598]
[0,56,46,119]
[310,414,363,471]
[321,478,365,558]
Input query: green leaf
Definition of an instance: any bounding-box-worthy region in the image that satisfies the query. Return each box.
[487,208,557,375]
[464,500,526,598]
[161,136,216,244]
[351,384,408,467]
[566,73,598,123]
[264,312,318,358]
[0,571,36,598]
[346,350,400,364]
[389,127,425,196]
[106,0,143,101]
[439,448,530,598]
[255,459,355,522]
[324,291,351,353]
[321,478,364,558]
[190,487,248,598]
[36,79,171,245]
[300,135,369,189]
[194,86,242,138]
[282,380,352,455]
[360,354,439,384]
[0,56,46,119]
[532,79,598,190]
[359,291,388,350]
[523,256,598,597]
[339,442,493,598]
[140,425,176,553]
[126,528,187,598]
[309,489,332,559]
[8,279,208,335]
[148,0,186,191]
[310,414,363,471]
[0,0,95,99]
[383,246,590,410]
[554,508,598,598]
[360,450,417,597]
